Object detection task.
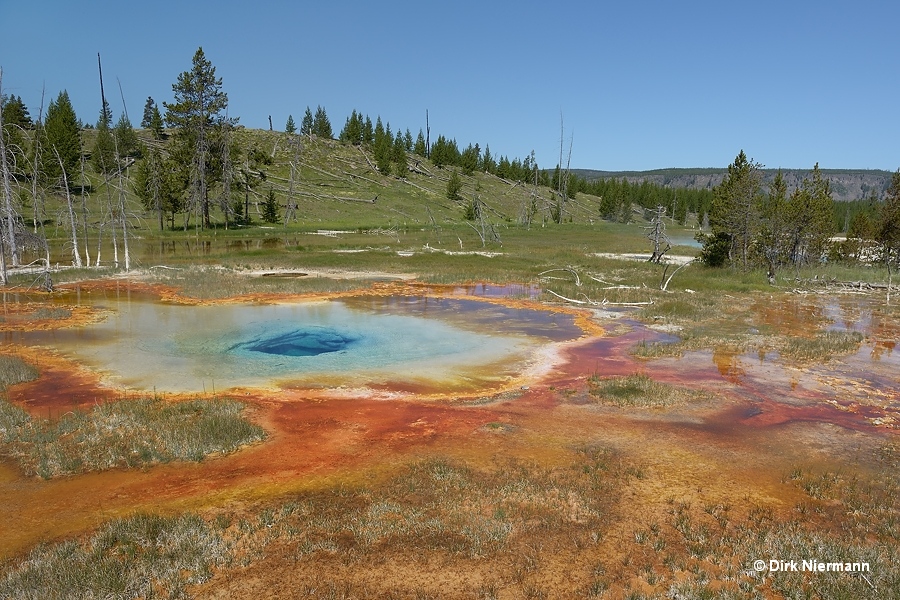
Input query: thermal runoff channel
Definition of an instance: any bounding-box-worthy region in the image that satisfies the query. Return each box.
[18,296,579,393]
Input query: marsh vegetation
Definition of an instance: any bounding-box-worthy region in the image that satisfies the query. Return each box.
[3,442,898,598]
[588,373,716,407]
[0,393,265,478]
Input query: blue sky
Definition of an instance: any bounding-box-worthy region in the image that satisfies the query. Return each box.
[1,0,897,172]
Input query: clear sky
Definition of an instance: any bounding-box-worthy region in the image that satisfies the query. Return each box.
[1,0,897,172]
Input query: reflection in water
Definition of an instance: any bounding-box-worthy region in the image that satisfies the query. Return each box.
[13,296,580,393]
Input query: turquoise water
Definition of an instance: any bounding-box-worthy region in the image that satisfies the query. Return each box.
[17,295,580,393]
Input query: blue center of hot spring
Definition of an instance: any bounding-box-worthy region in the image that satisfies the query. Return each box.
[237,327,358,357]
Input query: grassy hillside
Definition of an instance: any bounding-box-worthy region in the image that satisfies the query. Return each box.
[19,127,697,271]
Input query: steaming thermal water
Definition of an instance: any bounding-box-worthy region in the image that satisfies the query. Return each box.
[18,296,581,393]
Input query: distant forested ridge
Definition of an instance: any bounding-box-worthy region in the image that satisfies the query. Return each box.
[572,168,894,203]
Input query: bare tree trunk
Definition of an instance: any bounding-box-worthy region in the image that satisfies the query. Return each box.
[221,122,232,230]
[112,209,119,268]
[645,205,671,264]
[888,255,894,305]
[112,140,130,271]
[53,146,82,267]
[102,169,118,268]
[30,88,45,236]
[79,152,91,266]
[0,74,9,284]
[660,259,694,291]
[243,155,251,224]
[120,184,129,271]
[0,70,20,268]
[561,130,573,223]
[198,89,209,229]
[527,150,539,230]
[284,135,300,225]
[95,221,103,266]
[0,228,6,285]
[147,150,163,231]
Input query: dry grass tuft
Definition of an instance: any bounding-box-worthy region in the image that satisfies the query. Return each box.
[778,330,864,364]
[0,396,265,478]
[0,355,39,390]
[0,513,228,600]
[588,374,715,407]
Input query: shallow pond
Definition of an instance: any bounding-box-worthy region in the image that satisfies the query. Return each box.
[9,292,583,394]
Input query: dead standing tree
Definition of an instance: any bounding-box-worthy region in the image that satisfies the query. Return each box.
[284,134,301,225]
[465,192,501,248]
[644,205,672,264]
[551,115,574,224]
[519,150,539,229]
[30,89,46,236]
[642,204,693,290]
[53,146,82,267]
[0,69,20,272]
[0,70,11,284]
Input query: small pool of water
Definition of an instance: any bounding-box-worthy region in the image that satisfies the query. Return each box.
[11,294,583,394]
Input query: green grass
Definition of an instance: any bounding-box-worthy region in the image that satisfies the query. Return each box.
[0,447,633,598]
[631,327,864,365]
[30,307,72,320]
[0,355,40,389]
[0,513,228,600]
[4,440,898,598]
[779,330,865,363]
[649,449,900,599]
[8,127,897,302]
[588,373,715,407]
[0,396,265,478]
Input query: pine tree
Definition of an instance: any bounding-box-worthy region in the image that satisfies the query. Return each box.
[285,114,296,134]
[262,187,280,223]
[878,170,900,297]
[706,150,763,268]
[42,90,81,185]
[496,155,511,179]
[375,124,392,176]
[134,146,182,230]
[431,135,449,168]
[566,172,579,200]
[373,117,385,148]
[393,130,407,178]
[460,143,479,175]
[300,106,313,136]
[481,144,495,174]
[414,129,426,156]
[446,170,462,202]
[114,113,140,158]
[313,105,332,138]
[339,110,361,144]
[2,95,32,128]
[757,169,789,276]
[99,98,112,130]
[164,47,231,228]
[92,114,117,174]
[1,94,29,175]
[785,164,834,265]
[404,128,413,152]
[141,97,156,128]
[150,105,164,140]
[363,116,374,145]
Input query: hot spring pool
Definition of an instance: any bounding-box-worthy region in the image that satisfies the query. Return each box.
[15,294,584,394]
